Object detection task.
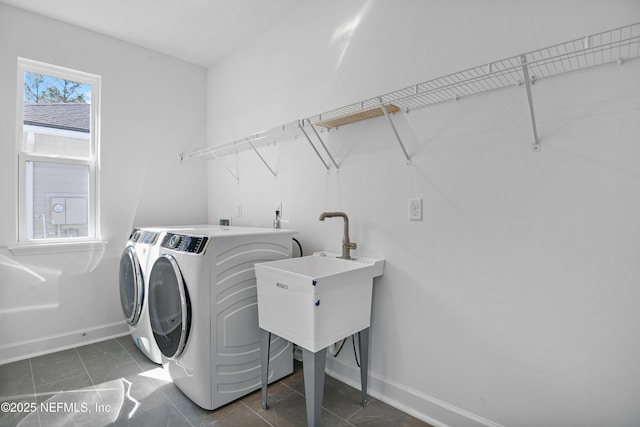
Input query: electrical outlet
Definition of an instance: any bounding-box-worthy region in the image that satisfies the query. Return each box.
[409,198,422,221]
[236,204,242,217]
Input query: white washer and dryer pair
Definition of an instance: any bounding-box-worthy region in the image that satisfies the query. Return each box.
[119,225,212,364]
[147,226,295,410]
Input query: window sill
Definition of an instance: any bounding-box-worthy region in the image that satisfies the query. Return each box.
[8,240,108,256]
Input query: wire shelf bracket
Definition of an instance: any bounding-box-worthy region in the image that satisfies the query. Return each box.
[212,151,239,183]
[379,98,411,165]
[308,120,339,171]
[520,55,541,151]
[247,138,277,177]
[298,120,330,172]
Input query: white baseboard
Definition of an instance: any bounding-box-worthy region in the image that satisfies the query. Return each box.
[325,357,505,427]
[0,321,129,365]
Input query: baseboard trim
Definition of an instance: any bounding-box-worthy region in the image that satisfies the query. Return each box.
[325,357,505,427]
[0,321,129,365]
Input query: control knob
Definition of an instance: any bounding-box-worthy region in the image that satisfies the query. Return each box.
[169,234,181,249]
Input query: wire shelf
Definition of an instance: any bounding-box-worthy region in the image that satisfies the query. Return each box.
[183,22,640,162]
[181,120,302,161]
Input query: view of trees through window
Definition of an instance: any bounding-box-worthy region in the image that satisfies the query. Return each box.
[24,72,89,104]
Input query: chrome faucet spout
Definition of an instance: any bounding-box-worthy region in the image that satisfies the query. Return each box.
[318,211,357,259]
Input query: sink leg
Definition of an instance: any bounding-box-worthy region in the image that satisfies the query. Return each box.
[302,347,327,427]
[358,328,369,407]
[260,329,271,410]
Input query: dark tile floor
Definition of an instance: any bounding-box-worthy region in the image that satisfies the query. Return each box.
[0,336,432,426]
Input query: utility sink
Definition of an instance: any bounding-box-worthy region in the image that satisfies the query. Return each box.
[255,252,384,352]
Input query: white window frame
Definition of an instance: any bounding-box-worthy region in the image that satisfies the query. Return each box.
[13,58,102,252]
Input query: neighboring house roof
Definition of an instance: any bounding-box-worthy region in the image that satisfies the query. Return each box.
[23,103,90,133]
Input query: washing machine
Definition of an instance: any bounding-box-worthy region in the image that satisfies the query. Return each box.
[119,228,163,363]
[120,225,220,364]
[147,226,295,410]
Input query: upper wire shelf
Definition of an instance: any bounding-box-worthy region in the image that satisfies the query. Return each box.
[182,22,640,162]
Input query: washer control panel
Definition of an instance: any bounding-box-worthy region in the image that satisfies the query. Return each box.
[161,233,209,254]
[129,229,159,245]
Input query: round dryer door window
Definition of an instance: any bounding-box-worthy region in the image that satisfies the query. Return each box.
[148,254,191,359]
[119,246,144,326]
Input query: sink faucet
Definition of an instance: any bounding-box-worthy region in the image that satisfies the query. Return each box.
[319,211,357,260]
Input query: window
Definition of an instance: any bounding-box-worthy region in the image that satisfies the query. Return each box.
[17,58,100,244]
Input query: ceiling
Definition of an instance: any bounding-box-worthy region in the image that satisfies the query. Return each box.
[0,0,300,67]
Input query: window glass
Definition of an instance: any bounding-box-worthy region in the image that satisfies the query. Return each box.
[26,161,90,239]
[22,72,92,158]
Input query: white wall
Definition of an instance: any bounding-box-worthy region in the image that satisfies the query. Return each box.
[206,1,640,426]
[0,5,208,362]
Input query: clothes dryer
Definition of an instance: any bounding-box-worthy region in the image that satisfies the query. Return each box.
[119,228,163,363]
[147,227,295,410]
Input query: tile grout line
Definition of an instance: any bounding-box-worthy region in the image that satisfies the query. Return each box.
[279,378,305,398]
[74,344,119,418]
[322,406,357,426]
[345,403,366,423]
[114,337,147,372]
[250,376,360,427]
[239,377,300,426]
[344,395,377,423]
[112,339,198,427]
[74,347,95,386]
[238,400,277,427]
[152,367,198,426]
[157,389,198,427]
[242,377,307,427]
[28,358,42,427]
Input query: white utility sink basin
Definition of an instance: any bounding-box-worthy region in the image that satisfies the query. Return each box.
[255,252,384,352]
